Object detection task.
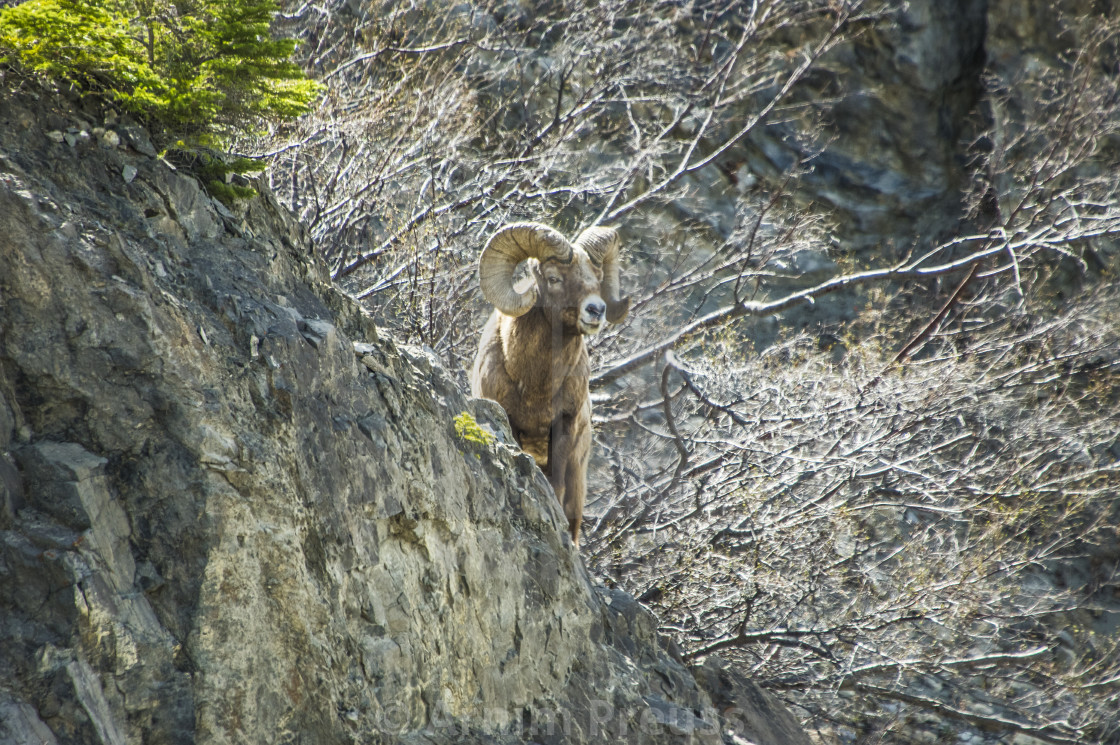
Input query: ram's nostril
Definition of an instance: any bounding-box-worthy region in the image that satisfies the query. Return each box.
[585,302,606,319]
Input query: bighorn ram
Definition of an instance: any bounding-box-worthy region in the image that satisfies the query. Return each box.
[470,222,629,545]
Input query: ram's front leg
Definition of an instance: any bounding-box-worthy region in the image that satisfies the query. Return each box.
[563,438,589,545]
[548,414,576,539]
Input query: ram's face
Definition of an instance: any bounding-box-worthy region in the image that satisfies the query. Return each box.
[536,251,607,335]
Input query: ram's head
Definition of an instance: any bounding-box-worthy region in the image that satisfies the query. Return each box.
[478,222,630,335]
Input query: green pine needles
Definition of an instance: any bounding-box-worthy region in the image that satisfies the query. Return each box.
[0,0,321,144]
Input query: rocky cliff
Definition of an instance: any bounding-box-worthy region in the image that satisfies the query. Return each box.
[0,87,811,744]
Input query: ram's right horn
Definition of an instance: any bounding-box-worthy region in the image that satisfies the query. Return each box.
[478,222,574,317]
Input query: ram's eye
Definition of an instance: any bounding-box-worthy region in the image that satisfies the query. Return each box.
[547,276,562,285]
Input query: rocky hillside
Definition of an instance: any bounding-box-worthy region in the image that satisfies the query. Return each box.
[247,1,1120,743]
[0,88,809,744]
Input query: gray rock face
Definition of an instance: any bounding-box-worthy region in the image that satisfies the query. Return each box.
[739,0,991,251]
[0,90,808,744]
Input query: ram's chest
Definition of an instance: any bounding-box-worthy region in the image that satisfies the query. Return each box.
[513,377,564,432]
[506,380,557,470]
[498,312,590,438]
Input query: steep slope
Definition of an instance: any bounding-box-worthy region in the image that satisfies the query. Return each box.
[0,87,810,744]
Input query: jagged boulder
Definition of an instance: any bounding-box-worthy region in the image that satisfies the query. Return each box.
[0,86,808,745]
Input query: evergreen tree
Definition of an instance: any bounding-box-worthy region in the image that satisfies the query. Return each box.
[0,0,320,143]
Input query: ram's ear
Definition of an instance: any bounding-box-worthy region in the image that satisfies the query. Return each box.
[528,259,545,286]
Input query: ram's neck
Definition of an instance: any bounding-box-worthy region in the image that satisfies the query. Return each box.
[501,308,587,390]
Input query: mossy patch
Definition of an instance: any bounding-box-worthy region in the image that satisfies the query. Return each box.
[454,412,496,452]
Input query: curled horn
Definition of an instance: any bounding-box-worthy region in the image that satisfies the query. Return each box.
[479,222,574,316]
[575,226,630,324]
